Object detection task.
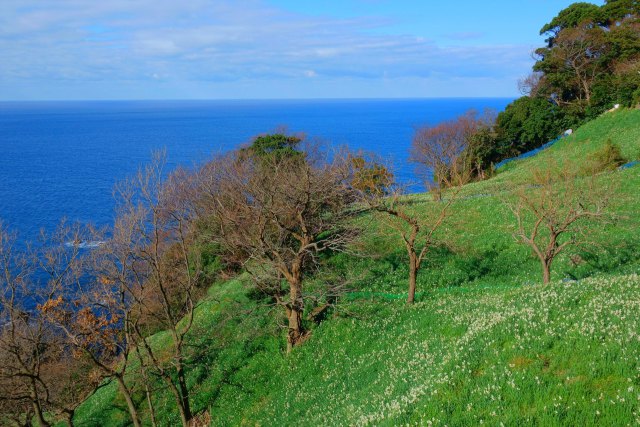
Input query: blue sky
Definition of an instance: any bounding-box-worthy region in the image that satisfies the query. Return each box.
[0,0,599,100]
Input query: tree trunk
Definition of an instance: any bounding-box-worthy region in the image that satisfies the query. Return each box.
[135,339,158,427]
[286,279,305,353]
[176,361,192,424]
[30,379,50,427]
[115,375,141,427]
[542,260,551,285]
[432,187,442,202]
[31,400,49,427]
[164,375,190,427]
[143,376,158,427]
[582,77,591,103]
[407,253,418,304]
[64,410,75,427]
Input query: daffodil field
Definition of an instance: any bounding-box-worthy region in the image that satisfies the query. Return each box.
[207,275,640,426]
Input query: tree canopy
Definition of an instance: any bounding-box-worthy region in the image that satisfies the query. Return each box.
[490,0,640,168]
[240,133,304,161]
[539,2,601,39]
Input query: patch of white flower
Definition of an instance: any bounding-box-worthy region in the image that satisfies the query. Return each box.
[253,274,640,425]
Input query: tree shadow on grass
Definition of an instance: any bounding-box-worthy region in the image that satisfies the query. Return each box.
[184,304,280,417]
[564,238,640,280]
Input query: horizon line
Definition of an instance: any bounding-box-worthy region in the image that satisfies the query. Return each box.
[0,96,517,103]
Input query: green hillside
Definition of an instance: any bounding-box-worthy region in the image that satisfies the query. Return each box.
[73,109,640,426]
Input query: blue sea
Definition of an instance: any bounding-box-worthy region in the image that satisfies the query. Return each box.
[0,98,512,242]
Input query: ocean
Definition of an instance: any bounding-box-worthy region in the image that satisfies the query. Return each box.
[0,98,512,242]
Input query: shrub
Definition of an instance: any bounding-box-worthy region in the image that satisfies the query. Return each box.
[585,139,628,174]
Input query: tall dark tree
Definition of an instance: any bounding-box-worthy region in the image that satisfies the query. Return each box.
[534,1,640,113]
[539,2,600,41]
[495,97,567,154]
[495,1,640,164]
[600,0,640,24]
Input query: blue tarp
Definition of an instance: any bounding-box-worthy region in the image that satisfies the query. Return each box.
[619,161,639,170]
[495,135,565,170]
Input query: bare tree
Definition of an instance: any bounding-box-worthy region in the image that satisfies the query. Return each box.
[34,220,146,427]
[351,157,457,304]
[195,142,359,352]
[35,227,103,427]
[410,110,493,199]
[108,151,203,427]
[40,152,204,427]
[0,222,50,427]
[0,220,99,427]
[556,26,608,104]
[1,151,207,426]
[518,71,544,97]
[506,167,611,284]
[44,351,102,427]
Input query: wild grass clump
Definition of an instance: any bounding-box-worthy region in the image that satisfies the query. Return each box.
[584,139,628,174]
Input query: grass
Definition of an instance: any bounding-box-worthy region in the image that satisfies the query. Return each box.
[215,274,640,426]
[73,108,640,426]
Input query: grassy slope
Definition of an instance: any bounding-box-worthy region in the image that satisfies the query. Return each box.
[74,109,640,426]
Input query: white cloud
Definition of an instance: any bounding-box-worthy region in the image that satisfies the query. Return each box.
[0,0,532,98]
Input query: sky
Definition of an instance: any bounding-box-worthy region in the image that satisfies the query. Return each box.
[0,0,600,100]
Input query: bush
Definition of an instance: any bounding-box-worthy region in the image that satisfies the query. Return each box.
[584,139,628,174]
[634,87,640,108]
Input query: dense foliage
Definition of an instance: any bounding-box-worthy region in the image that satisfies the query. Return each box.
[487,0,640,171]
[239,133,303,160]
[494,97,568,155]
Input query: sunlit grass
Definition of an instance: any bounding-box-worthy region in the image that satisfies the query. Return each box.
[220,274,640,426]
[73,108,640,426]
